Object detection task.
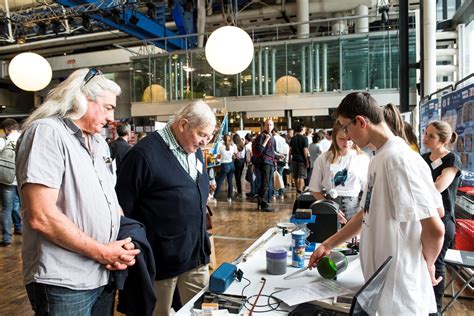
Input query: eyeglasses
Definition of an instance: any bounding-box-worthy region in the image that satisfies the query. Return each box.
[341,118,356,133]
[83,68,102,86]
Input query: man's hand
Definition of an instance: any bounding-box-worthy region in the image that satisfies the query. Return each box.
[428,263,442,286]
[308,243,332,269]
[98,237,140,271]
[337,210,347,225]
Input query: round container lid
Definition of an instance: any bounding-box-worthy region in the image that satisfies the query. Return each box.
[266,247,288,260]
[291,230,305,237]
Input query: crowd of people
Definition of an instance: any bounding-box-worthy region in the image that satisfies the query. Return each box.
[0,68,464,316]
[206,120,338,212]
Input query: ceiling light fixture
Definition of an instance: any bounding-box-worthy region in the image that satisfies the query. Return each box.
[129,13,139,25]
[81,13,91,30]
[9,52,52,91]
[111,8,122,24]
[51,20,62,35]
[36,22,47,36]
[204,0,253,75]
[146,2,156,20]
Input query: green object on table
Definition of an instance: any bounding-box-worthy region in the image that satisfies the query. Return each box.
[317,251,348,279]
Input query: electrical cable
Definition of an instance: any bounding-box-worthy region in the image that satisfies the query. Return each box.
[240,275,251,298]
[248,277,266,315]
[240,281,291,314]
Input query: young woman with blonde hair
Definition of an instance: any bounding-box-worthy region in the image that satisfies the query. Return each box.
[308,121,370,224]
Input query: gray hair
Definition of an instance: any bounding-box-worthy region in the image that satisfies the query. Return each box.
[23,68,121,129]
[169,100,216,129]
[117,123,131,137]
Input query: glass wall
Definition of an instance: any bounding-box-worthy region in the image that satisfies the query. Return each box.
[130,31,417,102]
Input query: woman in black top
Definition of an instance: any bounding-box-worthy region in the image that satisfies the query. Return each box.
[422,120,462,313]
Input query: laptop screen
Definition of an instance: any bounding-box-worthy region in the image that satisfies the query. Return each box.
[350,256,393,316]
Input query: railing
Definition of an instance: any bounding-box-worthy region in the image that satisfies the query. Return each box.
[130,12,418,103]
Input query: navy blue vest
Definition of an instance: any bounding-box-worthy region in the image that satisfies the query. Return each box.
[116,132,210,280]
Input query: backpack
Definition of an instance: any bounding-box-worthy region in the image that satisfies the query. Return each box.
[0,138,16,185]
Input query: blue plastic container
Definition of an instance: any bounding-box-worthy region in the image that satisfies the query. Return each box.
[292,230,306,268]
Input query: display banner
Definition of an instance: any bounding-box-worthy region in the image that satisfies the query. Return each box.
[440,83,474,185]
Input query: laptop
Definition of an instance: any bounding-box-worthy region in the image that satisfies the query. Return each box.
[349,256,392,315]
[290,256,393,316]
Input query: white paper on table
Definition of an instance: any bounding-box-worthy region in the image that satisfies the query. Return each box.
[273,279,354,306]
[445,249,462,264]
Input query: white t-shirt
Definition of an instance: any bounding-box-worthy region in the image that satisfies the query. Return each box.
[308,149,369,197]
[359,137,443,315]
[319,138,331,152]
[273,134,287,156]
[218,143,236,163]
[236,146,245,159]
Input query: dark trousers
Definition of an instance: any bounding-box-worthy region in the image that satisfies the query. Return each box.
[250,166,260,196]
[257,163,273,205]
[433,215,456,313]
[233,158,245,194]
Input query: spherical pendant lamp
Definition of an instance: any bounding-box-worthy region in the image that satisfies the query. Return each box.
[205,26,254,75]
[142,84,166,102]
[275,76,301,94]
[8,52,52,91]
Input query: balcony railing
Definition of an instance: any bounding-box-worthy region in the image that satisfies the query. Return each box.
[130,13,417,103]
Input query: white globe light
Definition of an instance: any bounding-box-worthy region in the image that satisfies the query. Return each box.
[8,52,52,91]
[205,26,254,75]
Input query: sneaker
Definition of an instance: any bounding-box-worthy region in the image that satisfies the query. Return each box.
[14,230,22,235]
[0,242,12,247]
[227,198,232,204]
[279,195,285,200]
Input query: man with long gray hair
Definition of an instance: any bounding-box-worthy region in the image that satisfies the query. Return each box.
[16,68,140,315]
[116,100,216,315]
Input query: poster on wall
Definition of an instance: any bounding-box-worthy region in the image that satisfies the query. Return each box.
[441,83,474,185]
[419,99,440,154]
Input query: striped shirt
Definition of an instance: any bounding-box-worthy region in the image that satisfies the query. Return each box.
[157,124,198,181]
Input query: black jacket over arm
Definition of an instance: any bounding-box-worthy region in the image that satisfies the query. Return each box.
[113,216,156,316]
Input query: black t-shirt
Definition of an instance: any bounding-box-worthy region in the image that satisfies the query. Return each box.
[422,151,462,219]
[289,134,308,163]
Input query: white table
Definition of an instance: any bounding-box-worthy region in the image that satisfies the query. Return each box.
[178,227,365,315]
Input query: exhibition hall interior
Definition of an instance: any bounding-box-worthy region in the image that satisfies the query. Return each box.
[0,0,473,315]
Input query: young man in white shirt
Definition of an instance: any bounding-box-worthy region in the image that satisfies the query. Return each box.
[309,92,445,315]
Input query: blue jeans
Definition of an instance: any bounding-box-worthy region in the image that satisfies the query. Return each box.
[1,184,21,243]
[214,162,235,199]
[26,283,115,316]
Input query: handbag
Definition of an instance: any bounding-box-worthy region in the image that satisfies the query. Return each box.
[245,166,253,182]
[273,170,285,190]
[206,205,213,230]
